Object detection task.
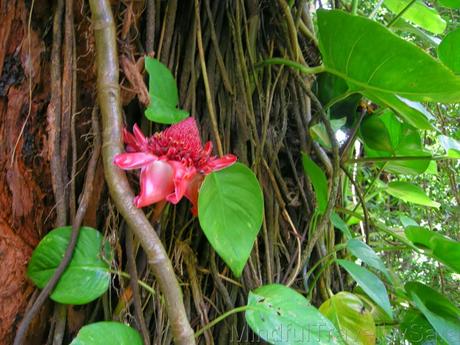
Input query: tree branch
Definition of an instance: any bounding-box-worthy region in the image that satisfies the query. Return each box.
[88,1,195,343]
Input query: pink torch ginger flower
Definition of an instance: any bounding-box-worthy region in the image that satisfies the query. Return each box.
[114,117,237,215]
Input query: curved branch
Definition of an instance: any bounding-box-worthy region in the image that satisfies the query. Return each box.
[88,1,195,344]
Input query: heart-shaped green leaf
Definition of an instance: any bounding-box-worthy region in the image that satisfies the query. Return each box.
[319,292,376,345]
[198,163,263,277]
[70,322,143,345]
[438,28,460,74]
[385,182,440,208]
[317,10,460,103]
[245,284,343,345]
[405,226,460,273]
[384,0,446,34]
[144,57,188,124]
[405,282,460,345]
[347,239,391,281]
[337,260,393,319]
[302,153,328,214]
[27,226,111,305]
[361,111,432,175]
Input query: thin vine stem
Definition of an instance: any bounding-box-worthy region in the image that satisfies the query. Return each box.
[256,58,326,75]
[195,306,250,338]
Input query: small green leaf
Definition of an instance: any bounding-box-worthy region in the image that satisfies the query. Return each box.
[144,57,188,124]
[70,322,143,345]
[317,10,460,103]
[310,118,347,150]
[384,0,446,34]
[245,284,343,345]
[319,292,376,345]
[27,227,111,305]
[198,163,263,277]
[405,282,460,345]
[405,226,460,273]
[439,135,460,158]
[386,181,440,208]
[337,260,393,319]
[331,212,353,240]
[438,28,460,74]
[399,215,419,227]
[302,154,328,214]
[347,239,391,281]
[401,309,448,345]
[438,0,460,9]
[360,114,394,153]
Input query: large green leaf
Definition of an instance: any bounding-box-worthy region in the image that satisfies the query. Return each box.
[319,292,376,345]
[401,309,448,345]
[317,10,460,103]
[405,282,460,345]
[438,0,460,9]
[385,181,440,208]
[337,260,393,319]
[405,226,460,273]
[27,227,111,305]
[70,322,143,345]
[384,0,446,34]
[438,28,460,74]
[347,239,391,281]
[245,284,343,345]
[302,153,328,214]
[144,57,188,124]
[198,163,263,277]
[439,135,460,158]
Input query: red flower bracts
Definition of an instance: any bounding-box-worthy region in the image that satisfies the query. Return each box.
[114,117,237,214]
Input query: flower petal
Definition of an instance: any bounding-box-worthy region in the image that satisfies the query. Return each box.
[114,152,157,170]
[166,162,197,205]
[134,161,174,208]
[184,174,204,216]
[123,124,148,152]
[205,154,237,173]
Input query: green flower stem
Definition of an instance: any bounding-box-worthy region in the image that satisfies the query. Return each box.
[88,1,195,344]
[194,306,250,338]
[256,58,326,75]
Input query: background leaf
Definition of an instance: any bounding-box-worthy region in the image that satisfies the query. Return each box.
[317,10,460,103]
[438,0,460,9]
[27,227,111,305]
[347,239,391,281]
[384,0,446,34]
[401,309,448,345]
[245,284,343,345]
[439,135,460,158]
[438,28,460,74]
[405,226,460,273]
[337,260,393,319]
[385,181,440,208]
[198,163,263,277]
[302,153,328,214]
[144,57,188,124]
[70,322,143,345]
[319,292,376,345]
[405,282,460,345]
